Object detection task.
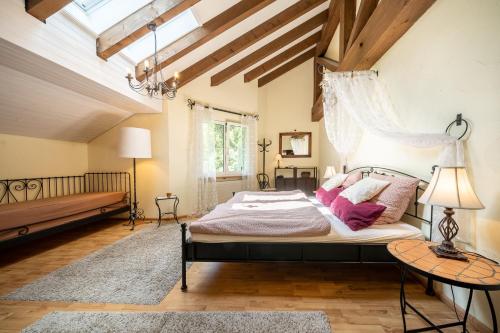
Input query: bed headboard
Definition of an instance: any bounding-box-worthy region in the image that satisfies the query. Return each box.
[0,172,131,205]
[347,166,434,240]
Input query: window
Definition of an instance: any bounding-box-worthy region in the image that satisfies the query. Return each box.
[73,0,110,12]
[214,121,246,176]
[65,2,200,62]
[121,10,200,63]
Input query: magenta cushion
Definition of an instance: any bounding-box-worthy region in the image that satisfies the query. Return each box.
[330,196,386,231]
[316,187,343,207]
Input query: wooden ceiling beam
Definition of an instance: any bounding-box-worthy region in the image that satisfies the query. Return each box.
[97,0,200,60]
[315,0,341,56]
[244,32,321,83]
[136,0,274,81]
[311,93,324,121]
[345,0,377,51]
[316,56,339,71]
[339,0,356,60]
[313,57,322,102]
[311,0,436,121]
[211,10,328,86]
[25,0,71,22]
[338,0,435,71]
[165,0,327,89]
[258,48,316,87]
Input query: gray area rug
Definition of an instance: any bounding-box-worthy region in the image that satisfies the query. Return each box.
[3,223,190,304]
[23,311,331,333]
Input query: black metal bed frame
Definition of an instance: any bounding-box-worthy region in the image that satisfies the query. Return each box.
[0,172,131,245]
[179,166,435,293]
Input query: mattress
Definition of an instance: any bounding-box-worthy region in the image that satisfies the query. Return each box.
[190,197,424,244]
[0,192,127,230]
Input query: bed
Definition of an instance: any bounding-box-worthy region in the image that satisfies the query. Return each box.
[0,172,130,245]
[179,167,434,293]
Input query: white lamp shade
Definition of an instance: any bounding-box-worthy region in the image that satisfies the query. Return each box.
[418,167,484,209]
[119,127,152,159]
[323,166,336,179]
[274,153,283,161]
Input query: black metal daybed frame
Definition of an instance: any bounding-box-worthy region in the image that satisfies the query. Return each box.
[0,172,131,247]
[179,166,435,293]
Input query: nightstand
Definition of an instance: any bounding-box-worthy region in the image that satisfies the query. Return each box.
[388,239,500,333]
[154,195,179,227]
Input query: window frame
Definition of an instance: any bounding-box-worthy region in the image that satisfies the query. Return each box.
[215,120,245,177]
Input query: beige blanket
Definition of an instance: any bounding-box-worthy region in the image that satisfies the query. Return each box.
[189,190,331,237]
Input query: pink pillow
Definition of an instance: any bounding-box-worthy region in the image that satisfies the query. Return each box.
[330,196,386,231]
[342,172,362,188]
[369,174,420,224]
[316,187,343,207]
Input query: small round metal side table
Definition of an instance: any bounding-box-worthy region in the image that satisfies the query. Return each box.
[154,195,179,227]
[388,239,500,333]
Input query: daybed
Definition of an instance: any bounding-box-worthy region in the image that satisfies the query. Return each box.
[0,172,130,244]
[179,167,435,293]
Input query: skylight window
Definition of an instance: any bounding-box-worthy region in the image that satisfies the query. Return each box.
[64,1,200,63]
[121,10,201,64]
[64,0,151,35]
[73,0,110,12]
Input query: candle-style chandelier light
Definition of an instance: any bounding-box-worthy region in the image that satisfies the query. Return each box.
[125,23,179,100]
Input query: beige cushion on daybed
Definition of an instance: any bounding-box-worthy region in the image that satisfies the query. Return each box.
[0,192,127,231]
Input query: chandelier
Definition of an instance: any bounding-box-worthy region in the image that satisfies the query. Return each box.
[125,23,179,100]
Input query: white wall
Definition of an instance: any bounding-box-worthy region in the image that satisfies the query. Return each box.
[88,74,259,217]
[0,134,88,179]
[87,57,319,218]
[259,59,319,183]
[319,0,500,328]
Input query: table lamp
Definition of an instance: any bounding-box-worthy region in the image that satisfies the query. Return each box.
[274,154,283,168]
[119,127,152,230]
[323,166,336,179]
[418,167,484,261]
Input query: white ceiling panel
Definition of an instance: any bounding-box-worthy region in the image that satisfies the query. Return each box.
[0,65,132,142]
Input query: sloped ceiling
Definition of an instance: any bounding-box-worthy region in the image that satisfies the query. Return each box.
[0,0,332,142]
[0,64,132,142]
[156,0,330,84]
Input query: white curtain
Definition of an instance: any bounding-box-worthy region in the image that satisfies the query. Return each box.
[290,136,308,155]
[240,115,258,191]
[321,71,464,167]
[189,104,218,215]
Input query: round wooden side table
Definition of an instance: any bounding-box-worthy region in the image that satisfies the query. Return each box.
[388,239,500,333]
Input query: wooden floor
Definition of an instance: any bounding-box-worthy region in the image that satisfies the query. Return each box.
[0,219,482,332]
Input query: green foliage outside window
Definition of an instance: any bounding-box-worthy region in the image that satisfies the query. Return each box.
[214,122,246,175]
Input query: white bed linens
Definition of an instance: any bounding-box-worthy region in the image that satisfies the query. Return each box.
[189,191,331,237]
[190,196,424,244]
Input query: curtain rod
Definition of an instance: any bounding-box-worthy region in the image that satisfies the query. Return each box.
[187,99,259,120]
[319,68,379,77]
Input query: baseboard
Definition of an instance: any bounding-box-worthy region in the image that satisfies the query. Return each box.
[411,272,492,333]
[435,287,493,333]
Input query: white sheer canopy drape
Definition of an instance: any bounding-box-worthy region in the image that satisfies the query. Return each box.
[240,115,258,191]
[189,104,218,215]
[321,71,464,167]
[322,71,469,243]
[290,136,309,155]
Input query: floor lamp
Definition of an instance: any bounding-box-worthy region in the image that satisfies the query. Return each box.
[119,127,152,230]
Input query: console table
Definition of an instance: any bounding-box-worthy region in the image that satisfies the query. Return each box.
[274,167,317,194]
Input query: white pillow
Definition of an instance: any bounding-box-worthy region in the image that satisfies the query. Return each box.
[321,174,348,191]
[339,177,389,204]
